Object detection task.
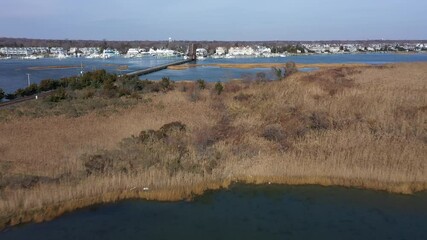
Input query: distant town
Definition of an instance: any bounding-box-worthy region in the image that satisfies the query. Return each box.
[0,37,426,60]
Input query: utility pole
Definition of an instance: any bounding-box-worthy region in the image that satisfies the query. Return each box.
[26,73,31,87]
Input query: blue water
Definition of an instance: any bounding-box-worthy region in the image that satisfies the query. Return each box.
[143,66,277,82]
[1,53,427,93]
[143,53,427,82]
[0,57,178,93]
[1,185,426,240]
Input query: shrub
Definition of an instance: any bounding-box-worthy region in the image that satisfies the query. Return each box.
[0,88,4,100]
[139,121,186,143]
[160,121,186,134]
[309,112,330,130]
[80,89,96,99]
[179,84,188,92]
[83,154,113,176]
[256,72,267,82]
[138,80,159,92]
[197,79,206,89]
[39,79,60,92]
[262,124,291,150]
[272,67,283,80]
[234,93,253,101]
[214,82,224,95]
[129,92,142,100]
[284,61,298,77]
[262,124,286,142]
[15,88,25,97]
[160,77,173,91]
[13,84,39,97]
[23,84,39,96]
[224,82,242,93]
[83,122,190,176]
[48,88,67,102]
[188,87,201,102]
[5,93,16,100]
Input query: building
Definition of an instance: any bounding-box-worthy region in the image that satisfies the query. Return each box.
[228,46,255,56]
[215,47,227,55]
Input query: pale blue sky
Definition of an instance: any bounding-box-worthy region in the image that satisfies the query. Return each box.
[1,0,426,41]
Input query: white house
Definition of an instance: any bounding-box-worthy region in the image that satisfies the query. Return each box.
[215,47,227,55]
[196,48,208,58]
[228,46,255,56]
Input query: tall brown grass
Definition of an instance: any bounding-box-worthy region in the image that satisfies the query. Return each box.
[0,62,426,229]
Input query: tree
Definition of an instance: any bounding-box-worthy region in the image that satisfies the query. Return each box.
[0,88,4,100]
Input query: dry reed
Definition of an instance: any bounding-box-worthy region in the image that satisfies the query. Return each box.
[0,62,426,229]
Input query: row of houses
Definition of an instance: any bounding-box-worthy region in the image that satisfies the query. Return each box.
[3,43,426,59]
[212,46,273,57]
[212,43,427,57]
[302,43,427,54]
[0,47,50,55]
[125,48,183,58]
[0,47,118,59]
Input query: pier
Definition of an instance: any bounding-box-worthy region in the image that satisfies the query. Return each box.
[126,58,195,77]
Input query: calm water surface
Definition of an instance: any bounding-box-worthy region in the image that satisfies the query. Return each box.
[1,53,427,93]
[142,53,427,81]
[0,57,177,93]
[1,184,426,240]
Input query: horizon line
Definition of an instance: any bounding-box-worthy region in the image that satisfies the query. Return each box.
[1,36,427,43]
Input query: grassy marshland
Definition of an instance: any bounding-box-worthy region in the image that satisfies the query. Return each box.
[0,62,426,229]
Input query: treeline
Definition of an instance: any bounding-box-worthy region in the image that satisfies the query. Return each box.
[1,70,174,102]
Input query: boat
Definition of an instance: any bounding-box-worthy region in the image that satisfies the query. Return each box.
[57,53,68,59]
[22,55,38,60]
[196,48,208,60]
[86,53,101,59]
[101,49,118,59]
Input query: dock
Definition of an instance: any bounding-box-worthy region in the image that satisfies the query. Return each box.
[126,58,195,77]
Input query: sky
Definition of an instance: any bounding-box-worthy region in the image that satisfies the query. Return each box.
[1,0,427,41]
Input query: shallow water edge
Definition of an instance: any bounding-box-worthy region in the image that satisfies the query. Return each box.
[1,175,426,231]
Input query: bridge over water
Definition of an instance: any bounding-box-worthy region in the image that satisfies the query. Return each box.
[126,58,195,77]
[126,44,197,77]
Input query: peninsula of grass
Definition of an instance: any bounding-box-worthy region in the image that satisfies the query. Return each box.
[167,62,370,70]
[0,62,426,229]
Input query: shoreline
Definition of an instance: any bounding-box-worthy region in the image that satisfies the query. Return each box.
[28,65,82,70]
[1,176,426,231]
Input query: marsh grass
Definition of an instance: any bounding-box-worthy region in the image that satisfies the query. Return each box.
[0,63,426,229]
